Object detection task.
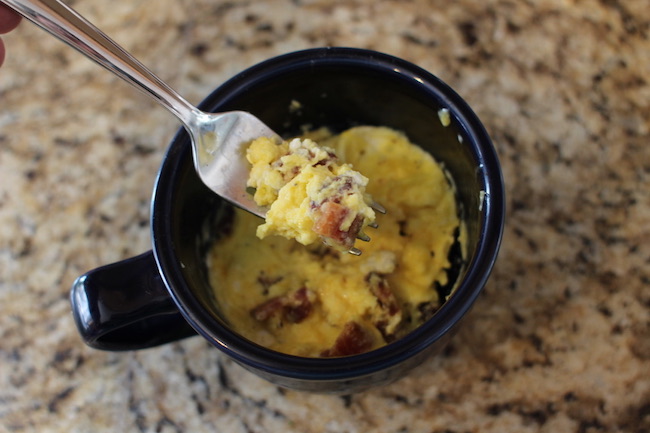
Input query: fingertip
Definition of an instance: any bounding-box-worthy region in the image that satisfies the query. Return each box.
[0,5,21,34]
[0,38,5,68]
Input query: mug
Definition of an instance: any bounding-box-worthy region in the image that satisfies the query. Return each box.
[71,47,505,393]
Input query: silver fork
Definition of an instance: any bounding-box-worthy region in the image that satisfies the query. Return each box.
[2,0,273,218]
[3,0,383,251]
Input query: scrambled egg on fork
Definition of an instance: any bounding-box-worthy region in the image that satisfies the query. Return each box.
[246,136,376,253]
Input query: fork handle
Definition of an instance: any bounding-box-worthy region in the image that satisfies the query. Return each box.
[1,0,200,126]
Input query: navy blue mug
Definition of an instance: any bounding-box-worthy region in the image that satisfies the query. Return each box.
[70,47,505,393]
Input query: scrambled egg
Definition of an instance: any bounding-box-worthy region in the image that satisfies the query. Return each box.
[246,136,376,251]
[207,126,463,357]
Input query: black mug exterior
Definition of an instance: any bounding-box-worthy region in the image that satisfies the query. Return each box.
[70,47,505,393]
[71,252,196,350]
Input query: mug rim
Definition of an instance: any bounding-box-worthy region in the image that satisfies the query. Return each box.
[151,47,504,381]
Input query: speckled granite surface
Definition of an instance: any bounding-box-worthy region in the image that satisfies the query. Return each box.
[1,0,648,432]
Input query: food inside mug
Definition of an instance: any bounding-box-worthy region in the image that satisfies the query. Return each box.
[206,125,466,357]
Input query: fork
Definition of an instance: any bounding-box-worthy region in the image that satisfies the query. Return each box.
[2,0,276,218]
[2,0,383,251]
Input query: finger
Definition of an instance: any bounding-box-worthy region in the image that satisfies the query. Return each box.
[0,4,21,34]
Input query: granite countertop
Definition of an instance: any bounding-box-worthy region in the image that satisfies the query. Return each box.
[1,0,648,432]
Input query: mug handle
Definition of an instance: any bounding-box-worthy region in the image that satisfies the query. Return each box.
[70,251,197,350]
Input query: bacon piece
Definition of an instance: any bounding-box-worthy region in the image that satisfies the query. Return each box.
[251,297,284,322]
[251,287,315,325]
[321,321,374,357]
[312,201,364,250]
[365,272,403,342]
[366,272,400,316]
[283,287,314,323]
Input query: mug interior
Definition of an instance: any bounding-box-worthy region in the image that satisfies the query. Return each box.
[152,48,503,389]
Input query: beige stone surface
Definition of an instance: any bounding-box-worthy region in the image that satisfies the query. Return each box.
[0,0,648,432]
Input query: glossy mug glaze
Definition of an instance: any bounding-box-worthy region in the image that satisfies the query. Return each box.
[70,47,505,393]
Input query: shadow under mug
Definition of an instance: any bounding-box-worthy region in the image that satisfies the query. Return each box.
[70,47,505,393]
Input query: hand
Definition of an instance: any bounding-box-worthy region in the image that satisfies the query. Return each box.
[0,4,21,67]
